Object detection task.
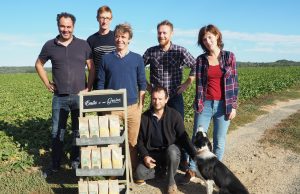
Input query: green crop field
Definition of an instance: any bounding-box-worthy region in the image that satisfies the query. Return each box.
[0,66,300,193]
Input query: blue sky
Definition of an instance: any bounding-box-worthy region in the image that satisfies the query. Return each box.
[1,0,300,66]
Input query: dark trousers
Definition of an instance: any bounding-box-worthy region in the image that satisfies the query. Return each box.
[167,94,188,165]
[135,144,181,186]
[167,93,184,119]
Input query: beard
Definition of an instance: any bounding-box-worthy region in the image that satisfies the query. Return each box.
[158,38,170,48]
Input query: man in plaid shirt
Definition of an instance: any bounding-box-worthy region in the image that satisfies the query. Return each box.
[143,20,196,119]
[143,20,196,173]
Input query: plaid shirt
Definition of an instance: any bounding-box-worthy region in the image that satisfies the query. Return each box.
[194,50,238,114]
[143,43,196,97]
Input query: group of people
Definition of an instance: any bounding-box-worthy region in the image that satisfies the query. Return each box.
[35,5,238,194]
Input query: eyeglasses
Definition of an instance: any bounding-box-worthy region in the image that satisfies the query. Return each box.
[99,17,111,21]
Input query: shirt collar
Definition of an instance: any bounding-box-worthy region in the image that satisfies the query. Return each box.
[159,42,174,52]
[113,50,130,58]
[54,35,76,45]
[150,106,167,118]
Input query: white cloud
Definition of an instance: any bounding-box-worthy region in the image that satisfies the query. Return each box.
[222,30,300,45]
[245,47,274,53]
[167,29,300,61]
[0,33,41,48]
[173,29,300,45]
[223,31,300,58]
[175,39,196,46]
[173,28,198,38]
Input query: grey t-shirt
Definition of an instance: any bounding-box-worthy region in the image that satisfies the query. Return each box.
[39,36,92,94]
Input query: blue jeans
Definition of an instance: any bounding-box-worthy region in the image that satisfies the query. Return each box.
[51,94,80,168]
[189,100,230,171]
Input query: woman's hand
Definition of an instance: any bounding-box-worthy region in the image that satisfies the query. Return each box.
[228,109,236,120]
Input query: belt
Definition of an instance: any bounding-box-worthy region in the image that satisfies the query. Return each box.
[56,94,70,97]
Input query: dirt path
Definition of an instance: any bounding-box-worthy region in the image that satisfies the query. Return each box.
[132,99,300,194]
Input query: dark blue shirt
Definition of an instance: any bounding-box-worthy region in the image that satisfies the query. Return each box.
[150,112,168,149]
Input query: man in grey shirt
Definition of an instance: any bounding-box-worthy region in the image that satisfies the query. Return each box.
[35,12,94,174]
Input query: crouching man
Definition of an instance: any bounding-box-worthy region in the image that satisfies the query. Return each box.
[135,86,196,194]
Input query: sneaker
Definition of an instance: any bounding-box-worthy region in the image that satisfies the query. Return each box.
[179,169,196,185]
[42,167,59,178]
[71,161,80,170]
[167,184,177,194]
[134,179,146,186]
[178,160,189,171]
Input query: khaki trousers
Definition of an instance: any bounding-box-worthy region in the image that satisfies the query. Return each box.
[110,103,142,171]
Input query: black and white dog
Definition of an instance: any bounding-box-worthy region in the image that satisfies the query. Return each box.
[193,131,249,194]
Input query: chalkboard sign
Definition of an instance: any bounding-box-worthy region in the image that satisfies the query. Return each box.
[83,93,124,109]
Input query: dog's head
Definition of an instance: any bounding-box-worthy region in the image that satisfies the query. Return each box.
[193,131,213,152]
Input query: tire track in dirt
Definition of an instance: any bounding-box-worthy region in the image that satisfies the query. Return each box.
[223,99,300,194]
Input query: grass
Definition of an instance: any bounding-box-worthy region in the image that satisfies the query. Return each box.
[260,109,300,154]
[0,171,53,194]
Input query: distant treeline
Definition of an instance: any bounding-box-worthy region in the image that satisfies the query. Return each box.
[0,60,300,74]
[237,60,300,67]
[0,66,51,74]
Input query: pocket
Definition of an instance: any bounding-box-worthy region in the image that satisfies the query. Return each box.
[52,95,60,110]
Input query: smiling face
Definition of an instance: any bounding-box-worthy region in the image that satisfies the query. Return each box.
[114,31,130,52]
[198,25,223,53]
[202,31,219,52]
[58,17,74,41]
[157,24,173,48]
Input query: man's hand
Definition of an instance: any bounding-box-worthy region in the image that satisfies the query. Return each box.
[176,76,195,94]
[138,91,146,110]
[46,81,56,93]
[143,156,156,169]
[177,82,189,94]
[35,58,56,93]
[146,83,152,93]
